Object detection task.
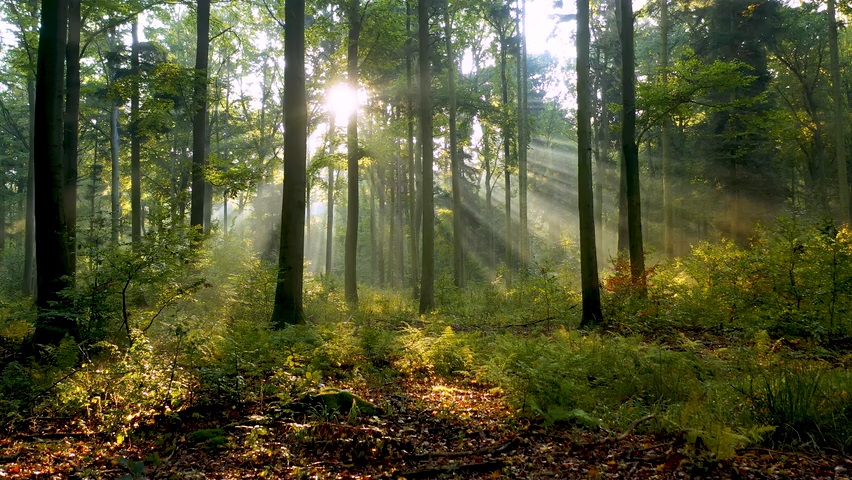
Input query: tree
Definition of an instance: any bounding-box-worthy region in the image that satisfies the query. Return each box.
[63,0,81,273]
[33,0,76,346]
[443,0,464,288]
[620,0,645,287]
[827,0,849,224]
[130,20,141,250]
[418,0,435,313]
[344,0,363,305]
[577,0,603,325]
[190,0,210,237]
[660,0,673,258]
[271,0,307,326]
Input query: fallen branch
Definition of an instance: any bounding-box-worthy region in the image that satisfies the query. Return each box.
[618,413,657,440]
[409,437,519,461]
[14,432,95,440]
[399,460,505,479]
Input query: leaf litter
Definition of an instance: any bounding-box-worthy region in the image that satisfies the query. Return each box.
[0,375,849,479]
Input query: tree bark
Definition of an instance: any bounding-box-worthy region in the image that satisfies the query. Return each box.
[620,0,645,287]
[660,0,673,258]
[33,0,75,345]
[418,0,435,313]
[130,21,141,250]
[517,0,529,271]
[344,0,362,305]
[325,166,335,277]
[443,6,465,288]
[271,0,307,327]
[24,76,36,297]
[406,0,420,297]
[577,0,603,326]
[190,0,210,239]
[62,0,80,274]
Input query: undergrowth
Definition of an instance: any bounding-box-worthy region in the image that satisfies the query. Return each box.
[1,218,851,457]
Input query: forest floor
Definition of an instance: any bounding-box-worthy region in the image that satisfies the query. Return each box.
[1,372,850,479]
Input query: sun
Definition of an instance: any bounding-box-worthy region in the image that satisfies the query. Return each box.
[327,84,359,126]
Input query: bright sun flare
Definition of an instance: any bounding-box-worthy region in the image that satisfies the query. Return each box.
[327,84,359,126]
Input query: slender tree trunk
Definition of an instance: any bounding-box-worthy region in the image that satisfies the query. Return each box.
[828,0,849,224]
[418,0,434,313]
[517,0,529,271]
[271,0,307,326]
[190,0,210,239]
[325,166,335,277]
[577,0,603,326]
[63,0,80,274]
[443,7,465,288]
[406,0,420,296]
[130,21,142,250]
[661,0,673,257]
[620,0,645,286]
[596,66,609,259]
[24,77,36,297]
[33,0,75,345]
[499,33,512,281]
[344,0,361,305]
[110,104,120,242]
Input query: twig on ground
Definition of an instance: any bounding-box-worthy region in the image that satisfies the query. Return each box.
[399,460,505,478]
[409,437,520,460]
[618,413,657,440]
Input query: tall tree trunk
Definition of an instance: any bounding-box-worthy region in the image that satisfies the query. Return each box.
[596,65,609,259]
[418,0,435,313]
[130,21,141,250]
[577,0,603,326]
[620,0,645,286]
[33,0,75,345]
[190,0,210,239]
[517,0,529,271]
[271,0,307,327]
[344,0,361,305]
[499,32,512,281]
[107,27,121,243]
[325,165,335,276]
[24,76,37,297]
[62,0,80,274]
[828,0,849,224]
[661,0,674,257]
[443,7,465,288]
[406,0,420,297]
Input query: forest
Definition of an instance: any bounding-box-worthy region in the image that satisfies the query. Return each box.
[1,0,852,477]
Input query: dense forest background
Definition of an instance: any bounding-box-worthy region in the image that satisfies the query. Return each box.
[1,0,852,476]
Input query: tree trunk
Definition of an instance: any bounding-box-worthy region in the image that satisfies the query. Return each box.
[418,0,435,313]
[406,0,420,297]
[190,0,210,239]
[828,0,849,224]
[24,76,36,297]
[325,165,335,277]
[596,64,609,260]
[130,21,142,250]
[620,0,645,287]
[499,32,512,281]
[577,0,603,326]
[344,0,361,305]
[443,7,465,288]
[33,0,75,346]
[661,0,673,258]
[517,0,529,271]
[62,0,80,274]
[271,0,307,327]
